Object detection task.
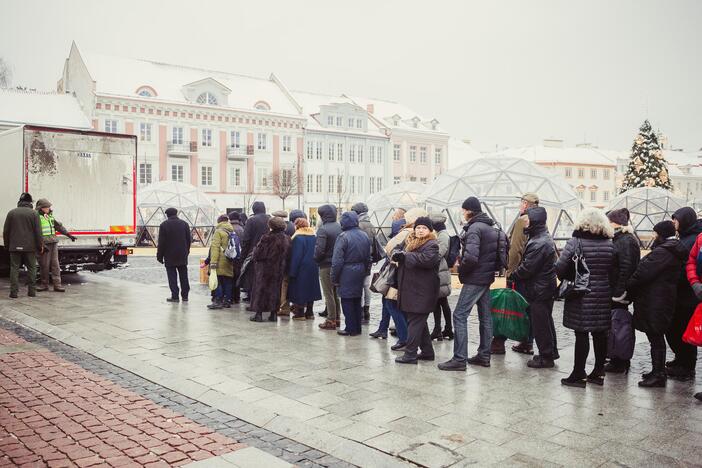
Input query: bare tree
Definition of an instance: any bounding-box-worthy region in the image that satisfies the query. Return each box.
[332,169,349,215]
[271,163,300,210]
[0,58,11,88]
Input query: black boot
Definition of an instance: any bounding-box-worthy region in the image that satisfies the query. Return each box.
[268,311,277,322]
[561,371,587,388]
[639,348,667,388]
[604,358,629,374]
[362,306,370,324]
[207,298,223,310]
[305,303,315,320]
[430,327,444,341]
[250,312,263,322]
[442,328,454,340]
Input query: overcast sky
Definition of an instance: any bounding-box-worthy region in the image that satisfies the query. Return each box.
[1,0,700,152]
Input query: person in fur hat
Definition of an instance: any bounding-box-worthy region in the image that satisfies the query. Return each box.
[249,216,291,322]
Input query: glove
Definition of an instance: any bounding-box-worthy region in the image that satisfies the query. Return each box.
[391,251,405,263]
[69,235,77,242]
[693,282,702,301]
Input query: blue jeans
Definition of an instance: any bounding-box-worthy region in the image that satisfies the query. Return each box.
[341,297,362,334]
[379,297,408,342]
[215,275,233,303]
[453,284,492,362]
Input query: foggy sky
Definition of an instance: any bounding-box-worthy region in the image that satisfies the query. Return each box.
[1,0,700,152]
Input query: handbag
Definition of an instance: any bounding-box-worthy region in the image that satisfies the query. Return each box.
[557,238,591,300]
[608,307,635,360]
[490,288,530,342]
[370,260,397,295]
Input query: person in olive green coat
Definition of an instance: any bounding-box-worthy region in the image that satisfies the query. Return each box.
[208,215,235,309]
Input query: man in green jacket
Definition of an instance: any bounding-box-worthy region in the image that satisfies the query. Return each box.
[35,199,76,292]
[3,193,43,298]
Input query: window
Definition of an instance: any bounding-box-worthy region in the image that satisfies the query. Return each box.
[316,174,322,193]
[394,177,401,185]
[337,143,343,161]
[171,165,184,183]
[377,178,382,192]
[409,146,417,162]
[139,163,152,184]
[136,87,155,97]
[201,129,212,147]
[590,191,597,202]
[603,191,610,202]
[434,148,442,165]
[328,142,335,161]
[409,176,417,182]
[565,167,572,178]
[356,119,362,129]
[350,176,356,194]
[357,177,363,193]
[306,141,313,160]
[230,131,241,148]
[172,127,184,144]
[348,118,354,128]
[370,147,376,164]
[104,119,118,133]
[327,115,334,126]
[369,177,375,194]
[201,166,213,186]
[196,92,217,105]
[282,135,292,152]
[590,168,597,179]
[139,123,152,142]
[316,141,323,160]
[577,190,584,200]
[578,168,585,178]
[420,177,427,184]
[394,144,401,162]
[603,169,610,179]
[349,144,356,163]
[307,174,313,193]
[358,146,364,163]
[254,101,270,111]
[336,116,342,127]
[377,147,383,164]
[257,133,267,150]
[229,166,244,188]
[328,175,335,193]
[256,168,269,188]
[420,146,427,164]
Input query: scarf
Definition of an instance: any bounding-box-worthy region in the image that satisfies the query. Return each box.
[404,231,437,252]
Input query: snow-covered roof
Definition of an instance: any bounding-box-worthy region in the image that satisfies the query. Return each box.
[81,51,301,116]
[663,149,702,167]
[0,88,91,130]
[345,95,447,134]
[448,138,482,168]
[492,145,620,166]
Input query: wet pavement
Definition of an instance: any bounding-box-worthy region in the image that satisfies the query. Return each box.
[1,262,702,467]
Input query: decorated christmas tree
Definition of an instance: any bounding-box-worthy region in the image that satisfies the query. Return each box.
[620,120,672,193]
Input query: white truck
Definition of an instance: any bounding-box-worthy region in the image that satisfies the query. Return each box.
[0,125,137,274]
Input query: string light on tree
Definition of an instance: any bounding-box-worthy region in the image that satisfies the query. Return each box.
[620,119,672,193]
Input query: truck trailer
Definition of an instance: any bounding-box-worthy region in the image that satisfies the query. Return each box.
[0,125,137,274]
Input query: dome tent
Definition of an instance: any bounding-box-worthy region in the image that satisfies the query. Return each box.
[367,181,428,242]
[137,181,218,246]
[421,156,581,240]
[607,187,686,246]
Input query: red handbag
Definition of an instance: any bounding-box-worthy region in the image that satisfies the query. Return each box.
[682,303,702,347]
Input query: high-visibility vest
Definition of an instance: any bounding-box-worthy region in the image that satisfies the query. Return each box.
[40,213,56,237]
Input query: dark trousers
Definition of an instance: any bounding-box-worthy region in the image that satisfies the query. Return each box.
[10,252,37,294]
[166,265,190,299]
[647,332,666,352]
[341,297,362,334]
[530,299,557,358]
[432,297,452,332]
[215,275,233,303]
[406,313,434,358]
[573,331,607,376]
[665,304,698,370]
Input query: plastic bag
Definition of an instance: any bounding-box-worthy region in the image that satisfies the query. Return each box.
[683,302,702,347]
[209,270,218,291]
[490,288,530,342]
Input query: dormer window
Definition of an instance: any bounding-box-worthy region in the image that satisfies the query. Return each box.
[411,117,420,128]
[197,92,218,106]
[135,86,157,97]
[430,118,439,130]
[391,114,401,126]
[254,101,271,111]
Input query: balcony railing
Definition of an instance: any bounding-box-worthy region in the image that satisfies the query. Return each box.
[167,141,197,155]
[227,145,254,160]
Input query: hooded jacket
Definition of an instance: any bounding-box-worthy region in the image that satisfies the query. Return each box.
[241,201,270,259]
[3,200,43,253]
[209,221,235,277]
[431,214,452,298]
[352,202,376,253]
[287,227,322,304]
[672,207,702,310]
[313,205,342,267]
[157,213,192,267]
[511,208,557,302]
[331,212,371,298]
[457,212,501,285]
[610,226,640,301]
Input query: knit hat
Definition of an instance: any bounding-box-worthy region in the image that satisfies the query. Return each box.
[272,210,288,219]
[35,198,52,210]
[19,192,32,203]
[269,216,287,232]
[607,208,630,226]
[165,207,178,217]
[653,220,676,239]
[228,211,241,222]
[461,196,481,213]
[414,216,434,232]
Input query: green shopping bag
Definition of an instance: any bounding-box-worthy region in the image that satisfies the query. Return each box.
[490,288,529,342]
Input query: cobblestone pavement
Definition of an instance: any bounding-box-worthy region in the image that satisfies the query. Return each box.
[1,266,702,467]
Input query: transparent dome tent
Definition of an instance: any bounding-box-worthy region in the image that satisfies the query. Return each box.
[607,187,686,247]
[421,156,582,240]
[137,181,219,246]
[367,181,428,243]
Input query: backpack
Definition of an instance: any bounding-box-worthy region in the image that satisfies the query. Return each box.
[224,230,242,260]
[494,225,509,272]
[446,235,461,268]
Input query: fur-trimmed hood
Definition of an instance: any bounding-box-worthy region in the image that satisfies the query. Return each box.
[292,226,315,238]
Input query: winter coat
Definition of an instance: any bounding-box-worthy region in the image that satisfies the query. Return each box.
[436,227,452,298]
[241,201,270,259]
[313,205,341,267]
[397,237,441,314]
[685,232,702,288]
[209,222,234,277]
[610,227,641,300]
[382,227,411,300]
[250,230,291,312]
[157,214,191,267]
[3,201,43,253]
[331,212,371,298]
[674,212,702,311]
[556,230,614,332]
[506,214,528,278]
[35,200,70,244]
[627,237,687,334]
[390,219,405,238]
[287,228,322,304]
[457,212,503,286]
[511,224,557,302]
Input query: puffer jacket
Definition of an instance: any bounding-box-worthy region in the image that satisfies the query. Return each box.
[397,236,441,314]
[432,215,451,298]
[331,212,371,298]
[556,230,614,332]
[511,214,556,302]
[610,227,641,301]
[627,237,687,334]
[209,222,234,277]
[241,201,270,259]
[673,207,702,311]
[457,212,502,286]
[313,204,342,267]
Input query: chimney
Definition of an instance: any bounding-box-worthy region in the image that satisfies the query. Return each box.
[543,138,564,148]
[366,104,374,114]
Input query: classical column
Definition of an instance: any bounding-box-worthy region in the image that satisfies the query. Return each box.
[190,128,198,186]
[219,130,227,192]
[158,125,167,181]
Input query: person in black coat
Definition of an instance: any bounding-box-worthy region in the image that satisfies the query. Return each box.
[241,201,270,304]
[509,207,558,368]
[667,207,702,380]
[157,207,192,302]
[556,208,614,388]
[393,217,441,364]
[249,217,291,322]
[604,208,641,373]
[314,205,342,330]
[627,221,687,387]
